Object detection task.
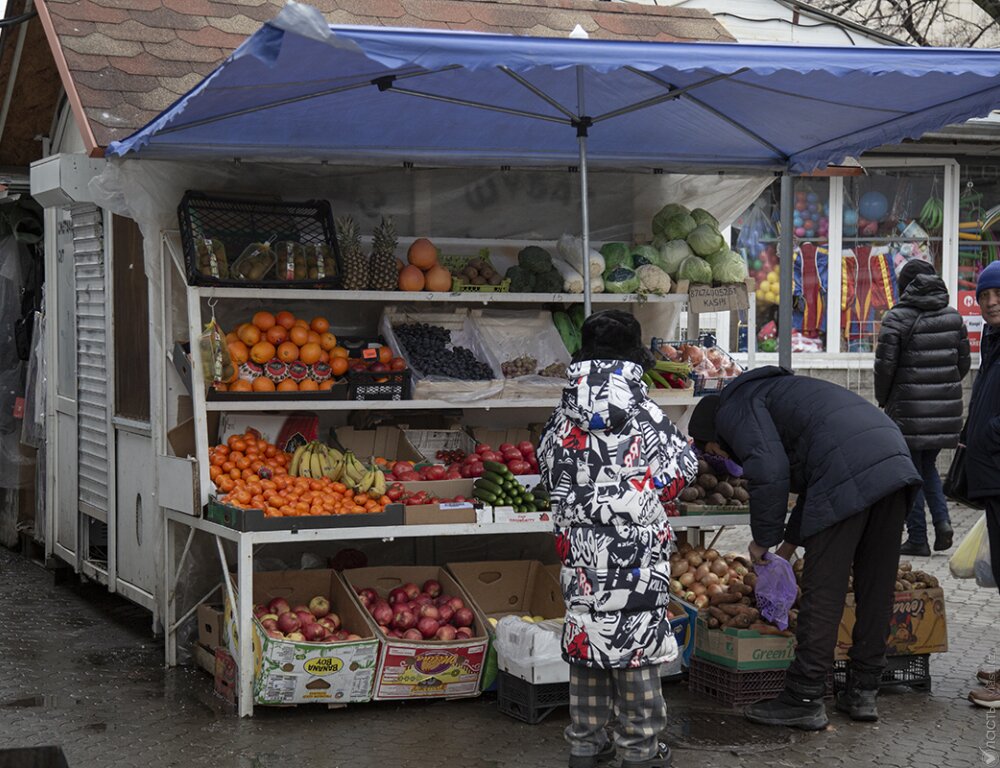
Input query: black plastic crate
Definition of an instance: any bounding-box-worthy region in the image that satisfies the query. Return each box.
[178,191,341,288]
[832,654,931,692]
[496,670,569,724]
[348,369,411,401]
[687,656,786,708]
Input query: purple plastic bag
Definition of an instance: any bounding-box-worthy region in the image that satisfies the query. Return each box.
[753,553,798,630]
[694,446,744,478]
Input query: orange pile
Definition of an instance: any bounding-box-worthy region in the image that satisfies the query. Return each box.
[211,432,392,518]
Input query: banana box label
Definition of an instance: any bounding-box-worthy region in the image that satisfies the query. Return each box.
[836,587,947,660]
[375,641,486,700]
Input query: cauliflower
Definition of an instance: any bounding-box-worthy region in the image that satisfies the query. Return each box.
[636,264,672,295]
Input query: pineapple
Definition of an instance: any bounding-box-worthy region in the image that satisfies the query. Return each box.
[368,216,399,291]
[336,216,368,291]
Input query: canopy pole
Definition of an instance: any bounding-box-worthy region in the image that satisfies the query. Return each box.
[779,174,794,371]
[577,68,592,318]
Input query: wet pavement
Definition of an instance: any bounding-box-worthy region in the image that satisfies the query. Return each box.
[1,503,996,768]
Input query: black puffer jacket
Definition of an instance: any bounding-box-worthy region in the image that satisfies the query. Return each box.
[874,274,971,450]
[716,367,920,548]
[966,325,1000,499]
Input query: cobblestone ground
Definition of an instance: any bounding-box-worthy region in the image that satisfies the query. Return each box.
[1,504,996,768]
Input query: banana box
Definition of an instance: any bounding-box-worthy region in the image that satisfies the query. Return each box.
[836,587,947,660]
[223,568,379,706]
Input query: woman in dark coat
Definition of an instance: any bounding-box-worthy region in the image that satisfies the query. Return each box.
[874,260,971,556]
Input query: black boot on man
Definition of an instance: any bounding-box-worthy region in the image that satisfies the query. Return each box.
[834,668,880,722]
[744,678,828,730]
[933,520,954,551]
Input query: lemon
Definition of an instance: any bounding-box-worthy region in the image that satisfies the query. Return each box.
[488,617,498,627]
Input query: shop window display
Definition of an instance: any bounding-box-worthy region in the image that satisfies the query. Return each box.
[957,164,1000,353]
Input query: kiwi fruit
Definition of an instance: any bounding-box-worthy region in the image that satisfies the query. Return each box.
[472,275,487,285]
[488,273,503,286]
[463,266,479,280]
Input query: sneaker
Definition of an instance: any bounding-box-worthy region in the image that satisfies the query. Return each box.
[933,521,954,551]
[969,688,1000,709]
[618,743,672,768]
[744,691,829,730]
[899,540,931,557]
[834,688,878,721]
[977,669,999,686]
[569,741,615,768]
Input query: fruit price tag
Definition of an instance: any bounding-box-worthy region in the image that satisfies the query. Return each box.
[363,347,379,360]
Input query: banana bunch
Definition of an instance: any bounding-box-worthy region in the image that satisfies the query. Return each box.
[357,465,388,497]
[919,196,944,230]
[340,451,367,488]
[289,441,344,481]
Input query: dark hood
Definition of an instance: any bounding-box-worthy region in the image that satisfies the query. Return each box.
[719,365,793,404]
[897,273,949,312]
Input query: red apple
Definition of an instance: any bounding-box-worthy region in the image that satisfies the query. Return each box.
[393,608,417,630]
[378,624,390,634]
[448,597,465,612]
[455,626,474,639]
[402,582,421,600]
[417,617,440,639]
[422,579,442,598]
[292,604,311,614]
[389,587,409,605]
[437,604,455,624]
[266,630,284,639]
[402,628,423,641]
[295,610,316,626]
[325,612,341,632]
[359,588,378,605]
[302,623,327,641]
[268,597,291,616]
[253,604,267,619]
[372,602,393,626]
[453,607,475,627]
[435,625,457,641]
[285,631,305,642]
[308,596,330,618]
[346,633,362,641]
[277,612,301,634]
[419,604,440,621]
[261,618,279,632]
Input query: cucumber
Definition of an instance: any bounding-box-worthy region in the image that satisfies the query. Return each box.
[525,503,537,513]
[482,471,506,486]
[483,461,510,475]
[473,488,497,503]
[475,478,502,496]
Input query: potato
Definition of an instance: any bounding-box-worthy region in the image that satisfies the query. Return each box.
[698,474,719,491]
[716,481,734,499]
[672,559,689,576]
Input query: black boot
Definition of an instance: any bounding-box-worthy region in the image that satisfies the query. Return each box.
[744,680,829,731]
[899,539,930,557]
[569,741,615,768]
[619,743,672,768]
[835,667,880,722]
[933,521,954,551]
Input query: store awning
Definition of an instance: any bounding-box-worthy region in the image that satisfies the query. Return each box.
[107,3,1000,173]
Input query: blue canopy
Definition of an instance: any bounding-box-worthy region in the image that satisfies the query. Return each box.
[109,2,1000,172]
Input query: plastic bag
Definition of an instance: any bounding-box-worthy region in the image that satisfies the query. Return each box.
[736,200,777,259]
[194,237,229,279]
[753,553,798,630]
[950,514,986,579]
[198,316,235,385]
[494,615,565,668]
[231,240,275,281]
[20,311,45,449]
[975,521,995,589]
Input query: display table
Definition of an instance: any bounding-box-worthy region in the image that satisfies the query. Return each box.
[162,508,748,717]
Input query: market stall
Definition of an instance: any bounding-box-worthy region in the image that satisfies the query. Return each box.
[94,4,1000,717]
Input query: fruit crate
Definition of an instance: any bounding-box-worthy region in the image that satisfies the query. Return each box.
[205,499,404,531]
[650,334,743,396]
[831,654,931,692]
[496,669,569,724]
[678,503,749,516]
[440,253,510,293]
[687,656,786,708]
[347,369,411,401]
[178,191,342,288]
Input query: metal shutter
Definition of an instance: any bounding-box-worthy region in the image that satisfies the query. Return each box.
[73,204,108,520]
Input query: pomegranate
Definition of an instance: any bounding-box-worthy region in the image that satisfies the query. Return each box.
[402,582,421,600]
[393,608,417,630]
[302,623,326,641]
[417,617,439,639]
[308,596,330,618]
[422,579,442,598]
[435,625,457,641]
[372,602,393,626]
[419,604,440,621]
[402,628,423,641]
[277,612,301,634]
[453,607,474,628]
[268,597,291,616]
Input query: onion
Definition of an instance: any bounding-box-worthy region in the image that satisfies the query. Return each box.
[679,572,696,587]
[683,591,697,603]
[706,584,725,597]
[672,559,690,577]
[678,542,693,555]
[728,575,743,587]
[669,553,681,565]
[694,545,706,556]
[733,564,749,577]
[702,572,721,586]
[690,582,707,596]
[704,549,720,562]
[693,594,710,609]
[670,579,684,595]
[686,553,704,568]
[695,563,711,581]
[710,559,730,577]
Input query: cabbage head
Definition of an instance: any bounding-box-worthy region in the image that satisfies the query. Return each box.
[687,223,724,257]
[630,244,666,271]
[691,208,719,229]
[652,203,690,237]
[600,243,633,276]
[660,239,694,277]
[658,213,698,242]
[604,266,641,294]
[703,245,730,270]
[677,255,713,284]
[712,251,749,284]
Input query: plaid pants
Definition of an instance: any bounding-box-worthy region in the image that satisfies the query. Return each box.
[566,665,667,762]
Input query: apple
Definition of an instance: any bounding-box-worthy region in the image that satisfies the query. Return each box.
[455,626,474,639]
[447,597,465,612]
[277,612,301,634]
[302,623,327,641]
[419,604,440,621]
[372,602,393,626]
[295,610,316,626]
[389,587,409,605]
[259,613,279,623]
[268,597,291,616]
[393,608,417,630]
[417,616,440,639]
[325,612,341,632]
[261,618,279,632]
[370,362,389,373]
[453,607,475,627]
[422,579,442,598]
[308,596,330,618]
[402,582,421,600]
[285,631,305,642]
[292,604,311,614]
[359,588,378,605]
[402,628,423,641]
[437,604,455,624]
[266,630,284,639]
[435,625,457,641]
[253,604,267,619]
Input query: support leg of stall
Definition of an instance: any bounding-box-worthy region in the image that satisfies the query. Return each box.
[779,174,794,371]
[577,67,592,318]
[237,535,255,718]
[163,515,176,667]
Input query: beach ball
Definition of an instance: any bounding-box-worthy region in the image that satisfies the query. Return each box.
[859,191,889,221]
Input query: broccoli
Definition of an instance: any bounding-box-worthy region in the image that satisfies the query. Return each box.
[518,246,554,275]
[533,269,564,294]
[506,265,536,293]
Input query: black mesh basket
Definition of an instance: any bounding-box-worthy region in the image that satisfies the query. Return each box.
[496,671,569,724]
[178,191,342,288]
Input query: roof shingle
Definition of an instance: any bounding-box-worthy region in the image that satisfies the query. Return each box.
[36,0,735,153]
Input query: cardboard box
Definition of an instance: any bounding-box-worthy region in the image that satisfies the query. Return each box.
[342,566,489,701]
[669,599,698,666]
[677,278,754,314]
[404,502,479,526]
[214,646,237,704]
[492,507,552,525]
[193,642,216,675]
[223,569,380,706]
[197,603,224,649]
[334,426,422,463]
[403,428,478,463]
[836,587,947,660]
[167,412,220,458]
[694,616,796,670]
[220,414,319,453]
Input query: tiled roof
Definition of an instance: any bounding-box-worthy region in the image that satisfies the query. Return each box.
[34,0,734,154]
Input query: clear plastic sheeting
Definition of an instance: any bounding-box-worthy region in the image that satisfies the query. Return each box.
[20,310,45,449]
[470,309,570,399]
[494,615,565,670]
[0,237,31,489]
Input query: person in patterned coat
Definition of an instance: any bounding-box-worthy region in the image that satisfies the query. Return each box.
[538,310,698,768]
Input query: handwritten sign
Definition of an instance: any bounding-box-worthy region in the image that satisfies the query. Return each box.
[686,283,750,314]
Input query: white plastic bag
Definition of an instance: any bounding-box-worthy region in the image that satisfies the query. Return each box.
[494,615,565,668]
[950,514,986,580]
[975,521,995,589]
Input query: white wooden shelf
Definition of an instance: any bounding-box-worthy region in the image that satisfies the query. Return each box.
[203,390,702,412]
[194,286,687,304]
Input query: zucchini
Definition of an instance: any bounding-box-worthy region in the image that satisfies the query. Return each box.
[483,461,510,475]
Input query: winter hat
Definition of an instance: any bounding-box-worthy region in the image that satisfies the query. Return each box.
[687,394,721,445]
[575,309,654,370]
[897,259,936,297]
[978,260,1000,299]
